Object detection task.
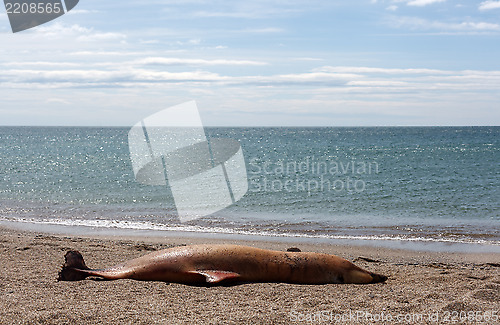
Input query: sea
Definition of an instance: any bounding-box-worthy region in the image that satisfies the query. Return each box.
[0,126,498,252]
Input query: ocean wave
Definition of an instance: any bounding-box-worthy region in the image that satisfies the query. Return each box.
[2,216,498,247]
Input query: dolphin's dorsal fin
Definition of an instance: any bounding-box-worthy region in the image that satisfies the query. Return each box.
[188,270,241,283]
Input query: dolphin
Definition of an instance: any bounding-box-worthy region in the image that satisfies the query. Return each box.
[58,244,387,285]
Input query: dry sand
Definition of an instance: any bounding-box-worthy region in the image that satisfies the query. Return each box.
[0,226,499,324]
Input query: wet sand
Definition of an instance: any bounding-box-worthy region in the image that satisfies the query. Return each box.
[0,226,499,324]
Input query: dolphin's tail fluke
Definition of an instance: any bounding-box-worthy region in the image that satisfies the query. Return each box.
[58,250,131,281]
[58,250,91,281]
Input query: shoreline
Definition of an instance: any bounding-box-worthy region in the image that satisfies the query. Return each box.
[1,225,499,324]
[1,219,499,254]
[2,224,499,264]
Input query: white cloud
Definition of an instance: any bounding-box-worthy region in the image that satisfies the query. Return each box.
[479,1,500,10]
[46,98,71,105]
[2,63,499,126]
[389,16,500,32]
[67,9,100,15]
[77,32,127,42]
[346,80,409,87]
[386,5,398,11]
[315,66,449,75]
[0,68,226,84]
[140,40,160,44]
[21,23,128,43]
[291,57,324,62]
[35,23,91,37]
[134,57,268,66]
[3,63,500,95]
[241,28,285,33]
[190,5,302,19]
[2,61,82,68]
[192,10,260,19]
[188,38,201,45]
[69,51,148,57]
[406,0,446,6]
[460,21,500,30]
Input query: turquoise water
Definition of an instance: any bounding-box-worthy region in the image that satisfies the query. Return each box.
[0,127,498,249]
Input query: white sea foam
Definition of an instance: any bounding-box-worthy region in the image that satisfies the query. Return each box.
[1,216,498,247]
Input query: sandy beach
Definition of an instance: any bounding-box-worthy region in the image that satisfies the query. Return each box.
[0,226,498,324]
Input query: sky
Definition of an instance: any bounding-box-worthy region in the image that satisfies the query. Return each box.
[1,0,500,126]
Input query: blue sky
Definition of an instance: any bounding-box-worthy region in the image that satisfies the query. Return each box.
[1,0,500,126]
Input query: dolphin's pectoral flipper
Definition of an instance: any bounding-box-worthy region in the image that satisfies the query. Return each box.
[188,270,241,283]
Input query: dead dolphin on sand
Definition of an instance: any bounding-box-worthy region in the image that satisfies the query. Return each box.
[58,244,387,285]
